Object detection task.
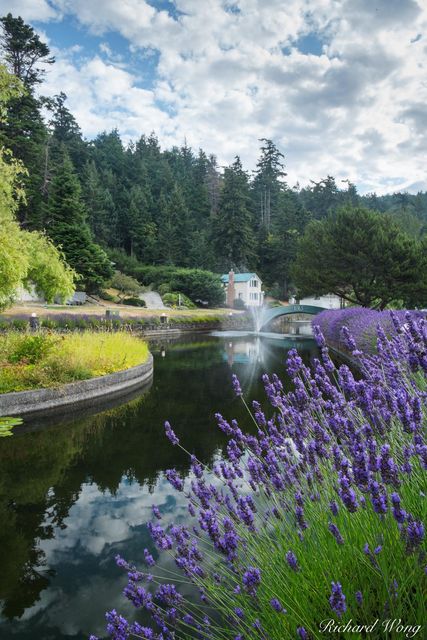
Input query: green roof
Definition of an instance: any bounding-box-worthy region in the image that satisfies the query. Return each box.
[221,273,258,283]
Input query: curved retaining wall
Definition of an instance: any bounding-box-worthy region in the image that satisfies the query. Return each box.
[0,354,153,416]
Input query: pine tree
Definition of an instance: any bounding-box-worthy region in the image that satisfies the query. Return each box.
[252,138,286,230]
[46,150,113,292]
[212,156,256,270]
[82,160,116,246]
[158,184,191,265]
[0,14,54,228]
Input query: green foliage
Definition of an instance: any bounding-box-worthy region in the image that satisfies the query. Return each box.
[0,331,149,393]
[233,298,246,310]
[46,150,113,292]
[293,205,427,309]
[0,65,75,309]
[98,290,117,302]
[7,334,56,364]
[108,252,225,307]
[121,297,146,307]
[162,292,196,309]
[0,415,22,437]
[110,270,142,300]
[212,156,256,270]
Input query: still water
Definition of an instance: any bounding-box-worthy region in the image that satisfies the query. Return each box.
[0,332,318,640]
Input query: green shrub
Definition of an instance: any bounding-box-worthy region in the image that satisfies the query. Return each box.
[99,290,116,302]
[122,297,146,307]
[233,298,246,310]
[0,332,149,392]
[106,251,225,307]
[7,334,57,365]
[110,270,142,301]
[162,292,196,309]
[157,282,172,296]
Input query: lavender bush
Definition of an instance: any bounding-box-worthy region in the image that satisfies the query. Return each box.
[315,307,425,355]
[92,313,426,640]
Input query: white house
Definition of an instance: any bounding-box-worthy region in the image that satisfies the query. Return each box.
[289,293,345,309]
[221,271,264,308]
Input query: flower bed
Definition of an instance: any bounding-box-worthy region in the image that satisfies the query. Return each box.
[314,307,426,355]
[91,315,426,639]
[0,332,149,393]
[0,313,250,333]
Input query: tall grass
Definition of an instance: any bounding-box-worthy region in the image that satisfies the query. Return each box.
[0,331,149,393]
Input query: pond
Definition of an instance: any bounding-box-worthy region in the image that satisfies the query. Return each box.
[0,332,319,640]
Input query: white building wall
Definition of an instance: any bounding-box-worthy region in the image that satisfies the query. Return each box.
[234,279,264,307]
[295,294,343,309]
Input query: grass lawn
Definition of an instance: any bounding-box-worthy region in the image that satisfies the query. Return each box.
[4,302,237,319]
[0,331,150,393]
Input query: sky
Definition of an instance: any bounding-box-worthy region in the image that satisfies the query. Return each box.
[1,0,426,194]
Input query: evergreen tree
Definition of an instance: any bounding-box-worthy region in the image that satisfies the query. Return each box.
[0,65,74,308]
[46,150,113,292]
[212,156,256,270]
[158,183,191,265]
[299,176,340,219]
[252,138,286,230]
[82,160,116,246]
[293,205,426,309]
[0,14,54,228]
[260,189,311,299]
[48,92,87,172]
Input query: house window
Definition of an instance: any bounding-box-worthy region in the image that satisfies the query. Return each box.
[238,292,243,299]
[250,279,257,288]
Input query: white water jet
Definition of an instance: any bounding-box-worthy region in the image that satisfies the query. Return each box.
[249,304,270,333]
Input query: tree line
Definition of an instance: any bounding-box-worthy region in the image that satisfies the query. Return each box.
[1,13,427,306]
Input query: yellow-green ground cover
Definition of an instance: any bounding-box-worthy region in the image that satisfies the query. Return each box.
[0,332,149,393]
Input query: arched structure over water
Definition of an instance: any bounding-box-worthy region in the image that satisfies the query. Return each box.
[258,304,326,331]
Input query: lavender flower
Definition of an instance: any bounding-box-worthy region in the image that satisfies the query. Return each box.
[285,550,299,572]
[164,421,179,446]
[328,522,344,545]
[329,581,347,618]
[231,374,242,397]
[269,598,286,613]
[242,567,261,596]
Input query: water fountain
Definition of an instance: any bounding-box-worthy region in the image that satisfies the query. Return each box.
[249,303,270,333]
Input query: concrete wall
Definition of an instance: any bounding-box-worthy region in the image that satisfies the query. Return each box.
[0,354,153,417]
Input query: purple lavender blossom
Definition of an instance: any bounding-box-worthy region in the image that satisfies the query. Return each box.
[285,550,299,572]
[297,627,309,639]
[164,421,179,446]
[328,523,344,545]
[242,567,261,596]
[165,469,184,491]
[329,581,347,618]
[270,598,286,613]
[143,548,155,567]
[152,505,161,520]
[231,374,243,397]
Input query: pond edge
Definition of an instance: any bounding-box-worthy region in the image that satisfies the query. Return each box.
[0,353,154,416]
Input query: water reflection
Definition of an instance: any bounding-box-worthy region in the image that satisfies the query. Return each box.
[0,333,318,640]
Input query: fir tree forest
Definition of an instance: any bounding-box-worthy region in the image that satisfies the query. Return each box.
[2,13,427,300]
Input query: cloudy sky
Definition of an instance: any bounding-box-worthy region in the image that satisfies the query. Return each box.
[1,0,426,194]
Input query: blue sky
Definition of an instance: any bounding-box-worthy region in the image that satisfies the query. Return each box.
[1,0,426,194]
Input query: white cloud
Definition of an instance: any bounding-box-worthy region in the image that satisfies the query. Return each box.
[0,0,59,21]
[1,0,427,192]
